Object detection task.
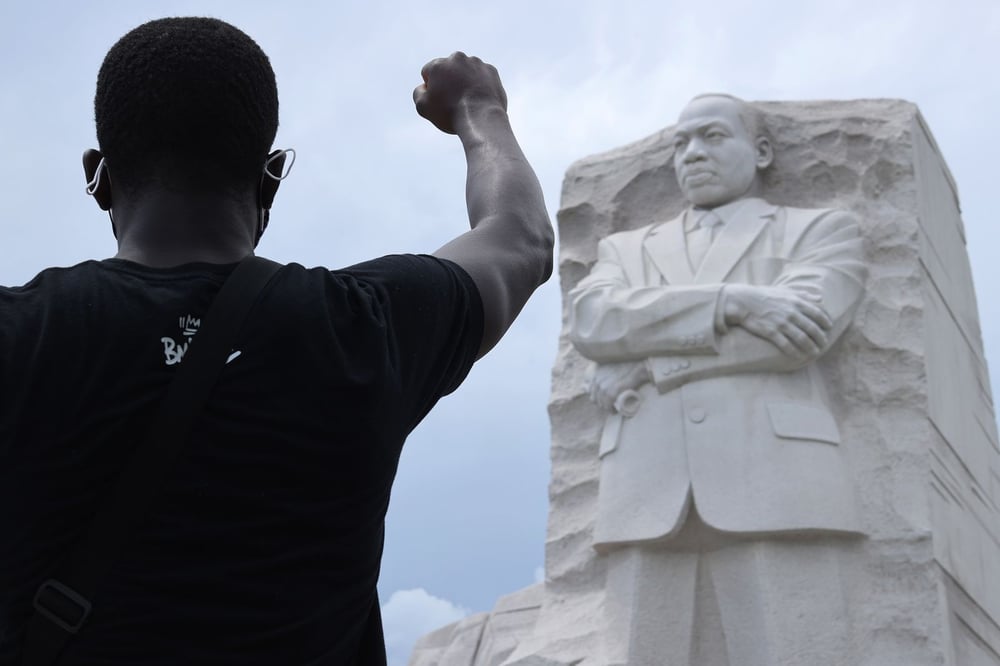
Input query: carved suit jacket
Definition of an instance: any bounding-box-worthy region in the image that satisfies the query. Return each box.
[568,198,867,550]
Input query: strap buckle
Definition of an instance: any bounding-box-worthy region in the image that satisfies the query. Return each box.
[32,579,92,634]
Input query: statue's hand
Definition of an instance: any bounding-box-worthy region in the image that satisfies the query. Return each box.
[723,284,832,358]
[413,52,508,135]
[589,362,650,411]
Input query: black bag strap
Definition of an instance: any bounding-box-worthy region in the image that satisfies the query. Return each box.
[22,255,282,666]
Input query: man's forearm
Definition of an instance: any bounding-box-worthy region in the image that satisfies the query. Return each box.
[455,101,550,254]
[419,53,552,357]
[569,282,722,362]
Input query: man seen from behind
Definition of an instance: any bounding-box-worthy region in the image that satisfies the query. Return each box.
[0,17,552,666]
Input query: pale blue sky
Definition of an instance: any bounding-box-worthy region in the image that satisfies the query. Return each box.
[2,2,997,663]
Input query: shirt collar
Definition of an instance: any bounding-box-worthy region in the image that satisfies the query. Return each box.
[684,197,764,232]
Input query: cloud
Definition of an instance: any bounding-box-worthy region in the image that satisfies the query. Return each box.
[382,588,469,666]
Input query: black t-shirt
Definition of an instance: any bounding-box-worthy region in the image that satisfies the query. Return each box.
[0,254,483,665]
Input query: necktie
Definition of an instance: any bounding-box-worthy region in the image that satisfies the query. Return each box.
[687,211,723,272]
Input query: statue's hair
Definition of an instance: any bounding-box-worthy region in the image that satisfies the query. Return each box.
[95,17,279,193]
[687,93,767,140]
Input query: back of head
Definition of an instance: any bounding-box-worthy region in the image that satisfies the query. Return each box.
[95,17,279,195]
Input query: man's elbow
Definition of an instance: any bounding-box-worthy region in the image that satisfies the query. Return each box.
[568,333,603,362]
[536,224,555,285]
[567,317,626,364]
[523,212,555,289]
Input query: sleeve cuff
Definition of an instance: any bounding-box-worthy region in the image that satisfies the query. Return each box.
[714,285,729,335]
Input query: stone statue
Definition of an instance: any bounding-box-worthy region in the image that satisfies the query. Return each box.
[408,97,1000,666]
[567,94,868,665]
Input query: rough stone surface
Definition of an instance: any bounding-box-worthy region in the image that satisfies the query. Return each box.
[408,99,1000,665]
[410,586,547,666]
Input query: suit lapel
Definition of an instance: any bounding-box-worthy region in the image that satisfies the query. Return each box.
[695,199,776,283]
[643,211,694,285]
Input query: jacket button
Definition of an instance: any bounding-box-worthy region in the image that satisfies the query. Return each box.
[688,407,706,423]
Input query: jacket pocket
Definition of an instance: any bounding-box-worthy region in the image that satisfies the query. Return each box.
[766,401,841,445]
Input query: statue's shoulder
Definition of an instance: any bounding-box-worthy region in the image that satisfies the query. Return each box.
[776,204,858,233]
[600,213,684,249]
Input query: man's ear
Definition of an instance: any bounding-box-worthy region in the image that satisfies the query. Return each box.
[83,149,112,210]
[754,137,774,170]
[259,149,285,211]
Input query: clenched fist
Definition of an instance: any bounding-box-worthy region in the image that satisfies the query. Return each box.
[413,52,507,135]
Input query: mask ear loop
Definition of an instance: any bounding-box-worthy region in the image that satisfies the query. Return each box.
[256,149,296,245]
[85,157,118,239]
[85,157,106,195]
[264,148,296,181]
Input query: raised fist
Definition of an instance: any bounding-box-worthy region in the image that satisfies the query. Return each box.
[413,52,507,134]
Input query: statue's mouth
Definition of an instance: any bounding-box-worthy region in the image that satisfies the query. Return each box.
[683,170,716,186]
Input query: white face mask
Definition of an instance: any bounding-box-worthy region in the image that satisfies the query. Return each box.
[263,148,296,181]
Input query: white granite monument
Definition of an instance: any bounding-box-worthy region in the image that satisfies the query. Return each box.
[409,98,1000,666]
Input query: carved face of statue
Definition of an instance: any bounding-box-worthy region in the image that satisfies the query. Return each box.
[672,96,773,208]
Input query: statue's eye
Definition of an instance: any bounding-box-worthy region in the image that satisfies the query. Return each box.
[706,130,726,141]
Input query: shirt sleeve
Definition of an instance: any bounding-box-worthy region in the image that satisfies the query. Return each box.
[336,254,484,429]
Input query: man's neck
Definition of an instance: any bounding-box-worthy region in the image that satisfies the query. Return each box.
[112,189,258,268]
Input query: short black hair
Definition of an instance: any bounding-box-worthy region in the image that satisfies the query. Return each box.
[95,17,279,193]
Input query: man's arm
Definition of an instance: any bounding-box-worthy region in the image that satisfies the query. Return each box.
[569,231,729,410]
[568,234,724,362]
[585,209,865,405]
[415,53,553,359]
[646,210,866,392]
